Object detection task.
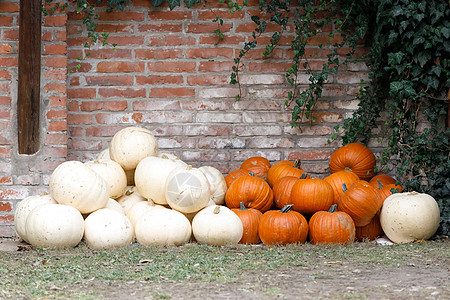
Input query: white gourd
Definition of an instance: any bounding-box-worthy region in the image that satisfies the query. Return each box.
[165,166,211,213]
[97,148,111,160]
[135,156,182,205]
[199,166,227,205]
[25,203,85,248]
[49,161,110,214]
[192,205,243,246]
[126,201,166,228]
[109,127,158,171]
[380,191,440,243]
[116,186,148,214]
[85,159,127,199]
[84,208,134,249]
[134,208,191,246]
[105,198,125,214]
[14,193,57,243]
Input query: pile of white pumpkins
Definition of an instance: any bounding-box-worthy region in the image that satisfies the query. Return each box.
[15,126,244,249]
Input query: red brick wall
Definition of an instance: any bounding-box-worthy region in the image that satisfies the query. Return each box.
[0,0,68,236]
[0,0,372,237]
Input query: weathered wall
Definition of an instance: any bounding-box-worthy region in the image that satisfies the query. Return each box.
[0,0,372,237]
[0,0,68,236]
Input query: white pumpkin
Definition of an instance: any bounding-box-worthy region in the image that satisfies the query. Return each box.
[165,166,211,213]
[97,148,111,160]
[105,198,125,214]
[85,159,127,199]
[116,186,148,214]
[199,166,227,205]
[135,156,183,205]
[183,199,216,223]
[14,193,57,243]
[380,191,440,243]
[158,152,188,168]
[109,127,158,171]
[126,201,166,228]
[25,203,85,248]
[192,205,243,246]
[49,161,110,214]
[134,208,191,246]
[84,208,134,249]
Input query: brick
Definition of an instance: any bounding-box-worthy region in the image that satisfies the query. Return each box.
[199,35,245,45]
[186,48,234,59]
[184,125,232,136]
[84,125,125,137]
[296,137,340,148]
[0,16,13,26]
[68,139,103,151]
[0,201,12,212]
[0,83,11,94]
[0,176,13,185]
[46,109,67,119]
[233,99,284,111]
[148,10,192,20]
[44,82,67,94]
[336,72,369,84]
[186,23,233,34]
[30,160,64,173]
[44,69,67,80]
[181,150,230,162]
[0,57,18,67]
[3,29,19,40]
[133,100,181,111]
[235,22,282,33]
[136,75,184,85]
[67,114,93,125]
[0,215,14,225]
[333,99,361,110]
[232,150,281,162]
[67,88,96,99]
[234,125,282,136]
[196,112,242,123]
[238,74,285,85]
[95,112,194,124]
[105,35,145,46]
[248,88,290,99]
[138,24,182,33]
[197,10,245,20]
[98,11,145,21]
[284,125,332,136]
[95,24,134,33]
[44,133,68,145]
[148,36,196,46]
[147,61,196,73]
[0,43,13,54]
[322,86,346,97]
[147,126,183,136]
[97,61,145,73]
[0,189,29,200]
[48,121,67,131]
[199,87,242,99]
[0,70,12,80]
[0,147,11,158]
[44,15,67,26]
[49,96,67,107]
[80,101,128,112]
[198,138,246,149]
[187,75,230,86]
[13,174,41,185]
[199,61,235,72]
[0,161,12,172]
[285,150,331,160]
[98,87,146,98]
[236,48,284,60]
[68,126,83,137]
[0,108,11,119]
[43,44,67,55]
[135,49,183,59]
[85,49,132,59]
[296,112,343,123]
[243,112,291,123]
[247,137,295,148]
[157,137,196,149]
[43,57,67,68]
[85,75,134,86]
[182,100,231,111]
[0,2,19,13]
[300,162,330,174]
[248,61,293,72]
[0,96,11,106]
[150,87,195,98]
[55,30,67,41]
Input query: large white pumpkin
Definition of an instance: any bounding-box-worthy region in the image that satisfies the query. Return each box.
[135,156,183,205]
[380,191,440,243]
[165,166,211,213]
[25,203,85,248]
[97,148,111,160]
[199,166,227,205]
[49,161,110,214]
[105,198,125,214]
[134,208,191,246]
[14,193,57,243]
[84,208,134,249]
[116,186,148,214]
[126,201,166,228]
[192,205,243,246]
[109,127,158,171]
[85,159,127,199]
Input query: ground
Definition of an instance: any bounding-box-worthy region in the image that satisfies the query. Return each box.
[0,237,449,299]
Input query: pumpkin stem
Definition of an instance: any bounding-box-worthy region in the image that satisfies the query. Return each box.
[342,183,348,192]
[299,173,308,179]
[213,206,221,214]
[125,188,134,196]
[344,167,352,172]
[248,172,255,177]
[160,154,169,159]
[294,159,302,169]
[280,204,293,213]
[328,204,337,213]
[377,179,384,190]
[186,165,193,170]
[239,202,247,211]
[39,191,49,196]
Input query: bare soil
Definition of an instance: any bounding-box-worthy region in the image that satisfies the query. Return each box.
[1,238,449,300]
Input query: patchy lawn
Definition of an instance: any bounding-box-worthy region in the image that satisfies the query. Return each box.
[0,238,449,299]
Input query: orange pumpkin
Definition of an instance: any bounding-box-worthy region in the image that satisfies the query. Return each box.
[337,181,383,227]
[272,176,298,209]
[224,169,251,188]
[225,174,273,212]
[290,178,334,215]
[267,160,309,187]
[355,214,383,242]
[231,202,263,244]
[329,143,376,181]
[324,170,360,205]
[377,181,403,202]
[309,205,355,244]
[240,156,271,181]
[258,205,308,246]
[369,174,396,189]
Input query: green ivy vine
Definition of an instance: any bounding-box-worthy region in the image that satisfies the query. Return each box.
[47,0,449,235]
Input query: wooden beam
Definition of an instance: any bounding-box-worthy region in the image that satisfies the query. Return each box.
[17,0,41,154]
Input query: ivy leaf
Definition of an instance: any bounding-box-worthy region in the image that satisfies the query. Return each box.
[183,0,201,8]
[151,0,164,7]
[167,0,181,10]
[389,81,403,96]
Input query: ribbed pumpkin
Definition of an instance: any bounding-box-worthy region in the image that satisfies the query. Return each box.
[324,170,359,205]
[369,174,397,189]
[231,202,263,244]
[258,205,309,246]
[309,205,356,244]
[377,181,404,203]
[329,143,376,181]
[225,174,273,212]
[240,156,271,181]
[290,178,334,215]
[355,214,383,241]
[272,176,299,209]
[267,160,309,187]
[224,169,251,188]
[337,181,383,227]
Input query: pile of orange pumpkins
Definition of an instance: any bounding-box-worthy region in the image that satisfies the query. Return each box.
[224,143,406,246]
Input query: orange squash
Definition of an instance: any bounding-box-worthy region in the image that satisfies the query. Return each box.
[329,143,376,181]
